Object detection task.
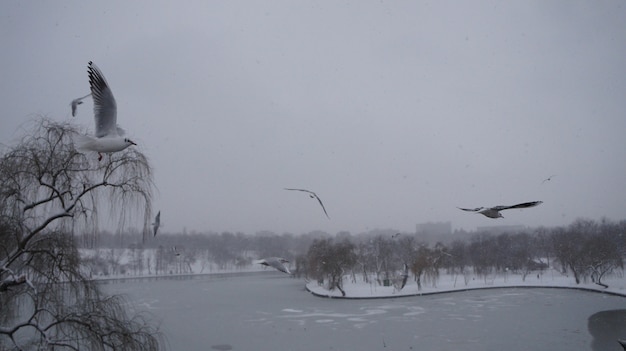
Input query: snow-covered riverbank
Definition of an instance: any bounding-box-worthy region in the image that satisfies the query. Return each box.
[306,269,626,299]
[80,248,626,300]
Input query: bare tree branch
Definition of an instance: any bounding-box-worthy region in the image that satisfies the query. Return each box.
[0,117,163,350]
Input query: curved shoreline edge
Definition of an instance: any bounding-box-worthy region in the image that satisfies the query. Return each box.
[305,283,626,299]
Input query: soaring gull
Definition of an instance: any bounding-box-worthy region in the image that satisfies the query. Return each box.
[74,61,136,161]
[257,257,291,274]
[152,211,161,237]
[458,201,543,219]
[70,93,91,117]
[542,175,556,184]
[284,188,330,219]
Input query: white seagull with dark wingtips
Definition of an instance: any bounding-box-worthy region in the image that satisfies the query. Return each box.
[284,188,330,219]
[70,93,91,117]
[74,61,136,161]
[458,201,543,219]
[257,257,291,274]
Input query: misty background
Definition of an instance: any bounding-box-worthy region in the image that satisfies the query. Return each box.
[1,1,625,235]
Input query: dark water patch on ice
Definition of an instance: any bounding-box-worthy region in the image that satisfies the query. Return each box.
[588,309,626,351]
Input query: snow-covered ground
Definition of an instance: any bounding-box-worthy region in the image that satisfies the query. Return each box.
[306,269,626,299]
[80,249,626,300]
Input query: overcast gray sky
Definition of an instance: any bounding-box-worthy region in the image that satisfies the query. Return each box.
[1,1,625,235]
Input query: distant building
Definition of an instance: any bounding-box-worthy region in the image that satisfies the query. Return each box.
[416,221,452,236]
[476,224,527,234]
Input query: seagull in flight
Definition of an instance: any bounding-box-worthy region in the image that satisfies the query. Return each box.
[542,175,556,184]
[70,93,91,117]
[257,257,291,274]
[152,211,161,237]
[74,61,136,161]
[284,188,329,219]
[458,201,543,219]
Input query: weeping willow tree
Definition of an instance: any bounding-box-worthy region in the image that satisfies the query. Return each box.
[0,118,164,350]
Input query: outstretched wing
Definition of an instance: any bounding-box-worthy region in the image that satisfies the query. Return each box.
[70,93,91,117]
[284,188,314,195]
[457,207,484,212]
[257,257,291,274]
[313,194,330,219]
[495,201,543,211]
[268,257,291,274]
[88,61,118,137]
[152,211,161,236]
[284,188,330,219]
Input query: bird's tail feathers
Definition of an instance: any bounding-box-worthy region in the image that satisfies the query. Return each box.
[72,134,96,152]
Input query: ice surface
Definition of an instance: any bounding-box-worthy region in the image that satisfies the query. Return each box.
[102,271,626,351]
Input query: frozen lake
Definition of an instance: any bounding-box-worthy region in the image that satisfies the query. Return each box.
[101,272,626,351]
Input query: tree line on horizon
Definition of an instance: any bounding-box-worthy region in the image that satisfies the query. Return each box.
[76,217,625,297]
[300,218,624,296]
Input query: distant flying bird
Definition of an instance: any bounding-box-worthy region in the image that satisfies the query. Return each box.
[542,175,556,184]
[457,201,543,219]
[391,233,401,239]
[70,93,91,116]
[152,211,161,237]
[172,246,180,256]
[284,188,329,219]
[74,61,136,161]
[257,257,291,274]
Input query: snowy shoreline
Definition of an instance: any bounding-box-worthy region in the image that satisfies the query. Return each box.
[80,247,626,301]
[306,282,626,299]
[305,269,626,299]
